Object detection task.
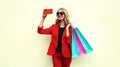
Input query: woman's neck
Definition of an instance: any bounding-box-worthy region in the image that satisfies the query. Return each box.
[60,20,65,28]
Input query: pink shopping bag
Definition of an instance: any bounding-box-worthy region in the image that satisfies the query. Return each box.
[75,27,93,54]
[73,28,86,55]
[72,28,86,57]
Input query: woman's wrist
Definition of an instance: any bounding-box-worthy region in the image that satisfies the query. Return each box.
[42,14,47,19]
[66,28,69,36]
[42,17,45,20]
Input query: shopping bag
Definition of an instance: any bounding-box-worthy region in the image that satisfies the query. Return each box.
[75,27,93,54]
[71,28,80,57]
[73,28,86,55]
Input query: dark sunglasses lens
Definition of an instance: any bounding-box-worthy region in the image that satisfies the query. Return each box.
[57,12,59,15]
[60,12,64,15]
[57,12,64,15]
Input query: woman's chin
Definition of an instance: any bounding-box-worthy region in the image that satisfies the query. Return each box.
[57,18,64,20]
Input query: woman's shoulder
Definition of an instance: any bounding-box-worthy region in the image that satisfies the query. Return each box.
[49,24,58,29]
[51,24,58,27]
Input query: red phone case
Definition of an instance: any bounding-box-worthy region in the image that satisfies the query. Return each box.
[43,9,53,14]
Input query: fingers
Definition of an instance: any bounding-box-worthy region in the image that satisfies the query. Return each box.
[68,24,71,26]
[66,23,71,28]
[42,10,47,19]
[42,14,47,19]
[67,24,71,27]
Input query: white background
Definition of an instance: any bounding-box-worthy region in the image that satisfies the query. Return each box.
[0,0,120,67]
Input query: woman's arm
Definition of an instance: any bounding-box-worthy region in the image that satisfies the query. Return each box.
[39,12,47,27]
[37,11,52,34]
[66,24,71,36]
[65,24,72,44]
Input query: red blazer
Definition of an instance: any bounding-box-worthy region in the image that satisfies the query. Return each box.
[37,24,72,58]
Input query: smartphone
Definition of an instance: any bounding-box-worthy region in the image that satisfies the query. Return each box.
[43,9,53,14]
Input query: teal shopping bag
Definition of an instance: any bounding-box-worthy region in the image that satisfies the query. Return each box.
[75,27,93,54]
[74,28,86,55]
[72,28,80,57]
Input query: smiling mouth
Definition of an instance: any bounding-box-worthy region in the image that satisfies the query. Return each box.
[58,16,63,18]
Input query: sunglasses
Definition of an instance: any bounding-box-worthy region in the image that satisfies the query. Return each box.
[56,12,65,15]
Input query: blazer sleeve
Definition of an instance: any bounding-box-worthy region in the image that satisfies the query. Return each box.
[37,24,54,34]
[65,26,72,44]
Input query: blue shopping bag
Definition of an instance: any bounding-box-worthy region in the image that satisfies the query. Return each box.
[71,28,80,57]
[75,27,93,54]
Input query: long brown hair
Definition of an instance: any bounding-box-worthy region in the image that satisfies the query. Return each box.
[55,8,70,27]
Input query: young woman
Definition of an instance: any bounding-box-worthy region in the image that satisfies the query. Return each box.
[37,8,72,67]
